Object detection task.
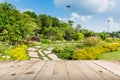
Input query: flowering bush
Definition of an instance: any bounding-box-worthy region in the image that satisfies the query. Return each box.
[72,43,120,60]
[1,45,30,60]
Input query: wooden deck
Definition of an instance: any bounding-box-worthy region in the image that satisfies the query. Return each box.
[0,60,120,80]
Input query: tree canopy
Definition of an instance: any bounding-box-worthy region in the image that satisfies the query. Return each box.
[0,2,119,45]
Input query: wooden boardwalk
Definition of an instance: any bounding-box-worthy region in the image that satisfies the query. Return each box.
[0,60,120,80]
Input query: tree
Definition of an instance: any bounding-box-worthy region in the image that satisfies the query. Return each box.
[0,2,37,44]
[68,20,74,26]
[99,31,107,40]
[77,33,84,40]
[109,30,120,38]
[81,29,95,37]
[52,17,60,27]
[23,11,38,19]
[39,14,52,34]
[75,24,82,32]
[23,11,41,36]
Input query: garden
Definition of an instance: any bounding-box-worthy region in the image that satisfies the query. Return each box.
[0,2,120,60]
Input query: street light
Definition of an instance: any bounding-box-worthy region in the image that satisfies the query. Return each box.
[66,5,71,23]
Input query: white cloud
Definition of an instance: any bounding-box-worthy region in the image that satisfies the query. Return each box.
[88,0,116,12]
[54,0,116,14]
[20,8,34,13]
[58,12,92,23]
[81,15,92,22]
[106,16,120,31]
[71,12,92,22]
[58,17,67,22]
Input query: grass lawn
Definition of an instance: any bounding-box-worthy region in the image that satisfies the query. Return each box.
[98,47,120,60]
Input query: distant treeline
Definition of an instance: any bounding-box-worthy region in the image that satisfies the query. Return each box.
[0,2,120,45]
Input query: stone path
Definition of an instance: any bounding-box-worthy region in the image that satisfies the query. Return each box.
[27,46,61,60]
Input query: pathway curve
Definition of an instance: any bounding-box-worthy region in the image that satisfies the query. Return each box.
[27,46,61,60]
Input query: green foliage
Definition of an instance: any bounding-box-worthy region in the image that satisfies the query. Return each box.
[63,25,76,40]
[105,38,114,43]
[52,46,64,53]
[81,29,96,37]
[41,39,51,43]
[84,37,101,46]
[0,42,13,59]
[77,33,84,40]
[75,24,82,32]
[53,45,75,60]
[72,43,119,60]
[75,43,85,49]
[68,20,74,26]
[0,3,36,44]
[2,2,120,48]
[99,32,107,40]
[110,30,120,38]
[39,14,52,34]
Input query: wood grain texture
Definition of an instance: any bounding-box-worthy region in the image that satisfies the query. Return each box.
[0,60,120,80]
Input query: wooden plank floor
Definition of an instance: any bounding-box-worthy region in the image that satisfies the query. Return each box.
[0,60,120,80]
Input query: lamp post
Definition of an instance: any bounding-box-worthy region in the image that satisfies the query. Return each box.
[66,5,71,23]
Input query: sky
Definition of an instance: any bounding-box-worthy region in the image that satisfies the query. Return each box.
[0,0,120,32]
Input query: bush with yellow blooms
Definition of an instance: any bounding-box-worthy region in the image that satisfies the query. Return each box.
[0,45,30,60]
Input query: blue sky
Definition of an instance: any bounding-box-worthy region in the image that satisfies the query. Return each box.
[1,0,120,32]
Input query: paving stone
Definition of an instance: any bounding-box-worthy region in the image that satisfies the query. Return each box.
[48,54,61,60]
[27,48,37,51]
[35,46,41,49]
[43,57,49,60]
[28,52,38,58]
[43,50,52,54]
[28,46,61,60]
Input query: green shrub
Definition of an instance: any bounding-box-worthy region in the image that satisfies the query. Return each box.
[84,37,101,46]
[105,38,114,43]
[77,33,84,40]
[41,39,51,43]
[0,42,13,59]
[57,52,72,60]
[52,46,64,53]
[75,43,85,49]
[53,45,75,60]
[61,46,75,53]
[99,32,107,40]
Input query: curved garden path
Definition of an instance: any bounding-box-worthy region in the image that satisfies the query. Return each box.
[27,46,61,60]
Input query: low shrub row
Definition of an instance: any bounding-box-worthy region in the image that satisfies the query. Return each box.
[52,45,75,60]
[72,43,120,60]
[0,45,30,60]
[40,39,51,44]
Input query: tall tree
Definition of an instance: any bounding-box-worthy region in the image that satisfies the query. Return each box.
[75,24,82,32]
[0,2,37,44]
[39,14,52,34]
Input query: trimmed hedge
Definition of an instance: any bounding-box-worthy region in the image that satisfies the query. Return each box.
[72,43,120,60]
